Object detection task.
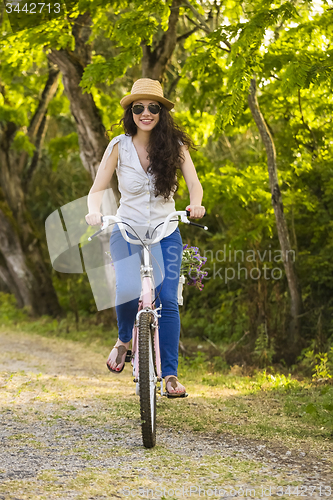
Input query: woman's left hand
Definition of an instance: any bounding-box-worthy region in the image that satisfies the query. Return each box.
[186,205,206,219]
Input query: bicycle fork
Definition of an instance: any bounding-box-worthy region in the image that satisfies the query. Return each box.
[132,306,163,390]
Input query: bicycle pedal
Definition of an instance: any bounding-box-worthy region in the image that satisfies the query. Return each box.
[165,392,189,398]
[125,349,132,362]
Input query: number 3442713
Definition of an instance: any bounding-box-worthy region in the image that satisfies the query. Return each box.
[5,3,61,14]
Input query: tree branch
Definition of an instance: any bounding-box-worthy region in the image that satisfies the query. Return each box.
[197,38,231,52]
[27,61,60,141]
[214,0,221,30]
[165,75,181,100]
[184,13,210,34]
[176,26,201,42]
[183,0,212,32]
[184,7,230,51]
[17,61,60,176]
[23,114,49,187]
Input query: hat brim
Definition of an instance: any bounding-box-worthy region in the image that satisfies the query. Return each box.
[120,93,174,111]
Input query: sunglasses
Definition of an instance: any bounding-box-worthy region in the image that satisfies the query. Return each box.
[132,103,161,115]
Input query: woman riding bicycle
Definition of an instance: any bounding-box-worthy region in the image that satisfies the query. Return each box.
[85,78,205,397]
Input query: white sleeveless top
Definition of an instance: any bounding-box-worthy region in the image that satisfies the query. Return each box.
[103,134,179,239]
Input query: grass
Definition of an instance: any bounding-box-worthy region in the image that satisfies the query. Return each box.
[0,292,119,348]
[173,354,333,445]
[0,290,333,450]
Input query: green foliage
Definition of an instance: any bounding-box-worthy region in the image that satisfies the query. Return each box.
[313,349,333,380]
[0,103,28,126]
[0,292,118,344]
[47,133,79,171]
[200,369,301,392]
[177,0,333,364]
[179,0,333,156]
[80,0,171,91]
[253,324,276,368]
[174,110,215,147]
[183,350,207,371]
[296,346,333,379]
[11,130,35,156]
[47,83,71,117]
[211,356,230,373]
[0,294,30,324]
[249,370,300,392]
[81,49,142,91]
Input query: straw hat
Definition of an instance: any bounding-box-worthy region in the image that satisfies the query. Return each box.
[120,78,174,111]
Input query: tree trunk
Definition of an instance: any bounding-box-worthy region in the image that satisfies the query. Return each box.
[141,0,182,81]
[248,77,303,356]
[0,208,40,314]
[0,262,23,304]
[0,63,62,316]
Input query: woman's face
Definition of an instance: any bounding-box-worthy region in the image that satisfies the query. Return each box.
[131,99,160,132]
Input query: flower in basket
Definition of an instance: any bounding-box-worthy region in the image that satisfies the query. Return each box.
[181,245,208,291]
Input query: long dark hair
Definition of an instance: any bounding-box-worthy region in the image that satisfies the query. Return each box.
[108,104,197,200]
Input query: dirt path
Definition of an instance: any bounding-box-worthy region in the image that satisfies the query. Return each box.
[0,329,332,500]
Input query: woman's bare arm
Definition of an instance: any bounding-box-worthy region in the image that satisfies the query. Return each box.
[86,142,119,225]
[179,145,205,219]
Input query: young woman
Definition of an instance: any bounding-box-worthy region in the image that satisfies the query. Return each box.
[85,78,205,397]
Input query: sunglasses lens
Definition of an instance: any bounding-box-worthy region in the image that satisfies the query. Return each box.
[132,104,161,115]
[132,105,144,115]
[148,104,160,114]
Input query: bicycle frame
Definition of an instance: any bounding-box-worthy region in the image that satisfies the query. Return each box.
[131,244,163,395]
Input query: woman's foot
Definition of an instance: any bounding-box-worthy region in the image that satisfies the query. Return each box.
[164,375,186,396]
[106,339,130,372]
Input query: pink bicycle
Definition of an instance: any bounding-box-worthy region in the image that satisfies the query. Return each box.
[88,210,207,448]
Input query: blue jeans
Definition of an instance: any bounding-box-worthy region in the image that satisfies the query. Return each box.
[109,225,183,377]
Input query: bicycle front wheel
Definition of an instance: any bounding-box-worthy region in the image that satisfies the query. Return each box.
[138,311,156,449]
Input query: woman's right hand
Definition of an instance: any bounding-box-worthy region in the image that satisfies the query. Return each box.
[85,212,103,226]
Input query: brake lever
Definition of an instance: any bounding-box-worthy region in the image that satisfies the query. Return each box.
[88,228,103,241]
[189,221,208,230]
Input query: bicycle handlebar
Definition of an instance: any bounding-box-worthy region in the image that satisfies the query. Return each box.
[88,210,208,244]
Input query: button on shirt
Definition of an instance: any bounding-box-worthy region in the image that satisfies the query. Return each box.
[103,134,179,239]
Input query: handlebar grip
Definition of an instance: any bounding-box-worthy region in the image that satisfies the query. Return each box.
[86,214,104,225]
[186,210,207,217]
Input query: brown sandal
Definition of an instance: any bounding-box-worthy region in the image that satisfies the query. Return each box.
[165,376,188,398]
[106,344,128,373]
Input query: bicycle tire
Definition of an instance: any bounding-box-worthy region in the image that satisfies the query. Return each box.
[138,311,156,448]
